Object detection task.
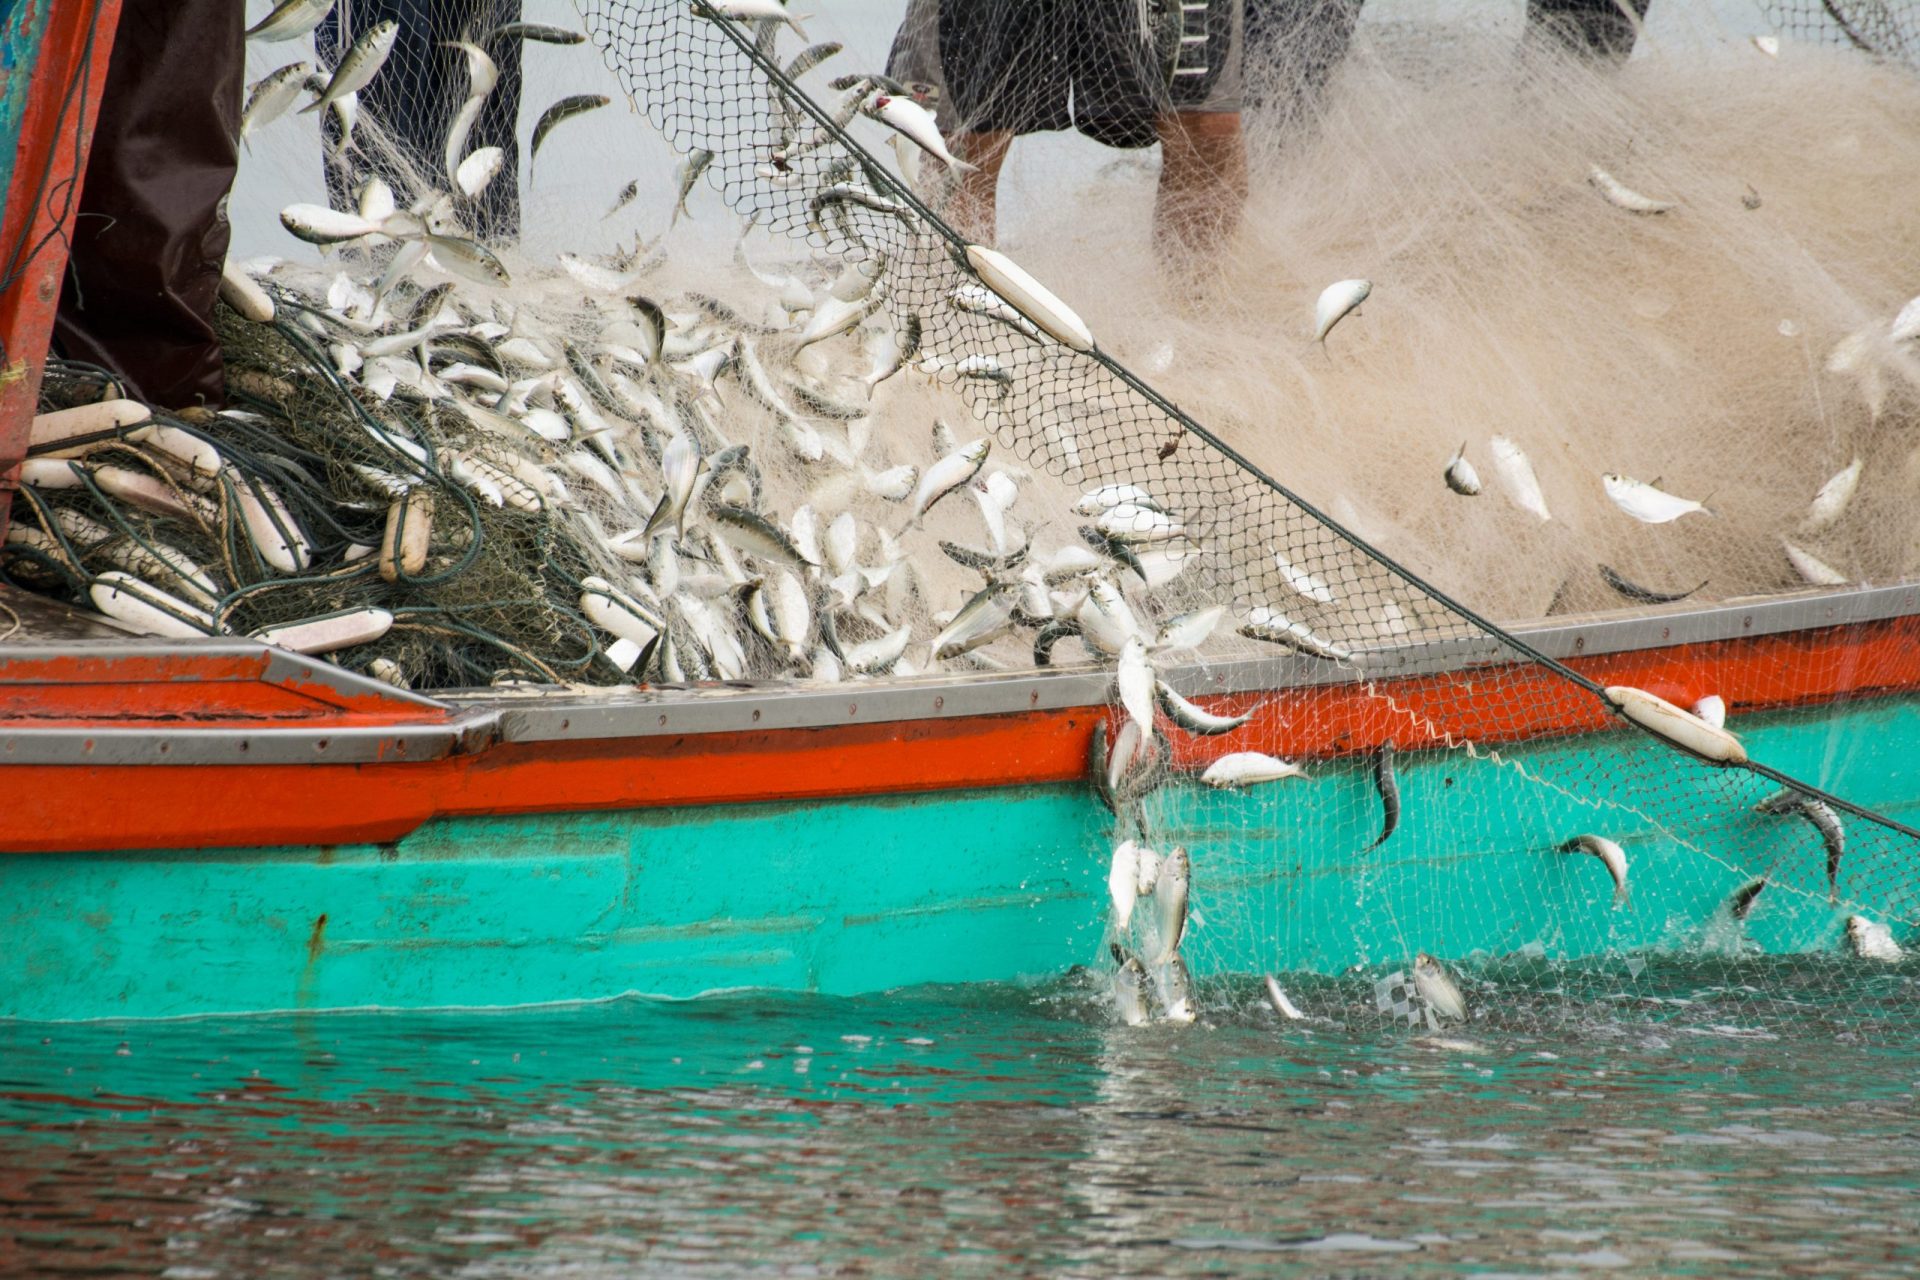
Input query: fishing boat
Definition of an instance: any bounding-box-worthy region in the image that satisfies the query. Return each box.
[5,2,1918,1023]
[2,579,1916,1020]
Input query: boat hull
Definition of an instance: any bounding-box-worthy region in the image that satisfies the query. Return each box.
[5,697,1912,1021]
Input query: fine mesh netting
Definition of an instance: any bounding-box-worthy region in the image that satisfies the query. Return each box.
[568,0,1920,1034]
[8,0,1920,1033]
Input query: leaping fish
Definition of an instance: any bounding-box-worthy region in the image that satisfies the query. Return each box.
[1111,946,1151,1026]
[1263,975,1307,1021]
[299,20,399,116]
[1413,952,1468,1023]
[247,0,336,43]
[530,95,611,171]
[1755,789,1845,903]
[1846,915,1904,962]
[1558,834,1630,907]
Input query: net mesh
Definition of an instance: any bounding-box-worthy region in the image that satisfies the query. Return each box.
[8,0,1920,1034]
[571,0,1920,1033]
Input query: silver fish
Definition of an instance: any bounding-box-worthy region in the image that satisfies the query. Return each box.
[1238,606,1353,663]
[1111,949,1151,1026]
[931,582,1016,660]
[1108,840,1139,930]
[1263,975,1306,1021]
[910,437,989,524]
[423,234,511,288]
[672,149,715,225]
[1156,954,1196,1024]
[1558,834,1629,906]
[1846,915,1903,962]
[241,62,315,143]
[1755,789,1845,903]
[709,505,817,575]
[247,0,335,42]
[1154,681,1251,736]
[300,20,399,116]
[1314,278,1371,343]
[1152,846,1189,965]
[531,95,612,170]
[1588,165,1675,214]
[1413,952,1467,1023]
[641,433,703,540]
[1444,441,1481,495]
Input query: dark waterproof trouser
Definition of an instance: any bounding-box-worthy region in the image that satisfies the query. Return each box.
[52,0,243,409]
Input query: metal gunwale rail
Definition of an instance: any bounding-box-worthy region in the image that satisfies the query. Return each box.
[0,582,1914,766]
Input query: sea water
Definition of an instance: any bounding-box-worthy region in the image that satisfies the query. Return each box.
[4,964,1917,1276]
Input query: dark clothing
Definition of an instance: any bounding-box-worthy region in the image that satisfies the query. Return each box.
[52,0,243,409]
[318,0,524,244]
[1242,0,1363,120]
[890,0,1244,149]
[1528,0,1652,61]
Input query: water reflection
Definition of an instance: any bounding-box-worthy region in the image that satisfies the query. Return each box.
[3,967,1917,1276]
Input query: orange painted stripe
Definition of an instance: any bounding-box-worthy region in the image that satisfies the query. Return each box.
[1,617,1916,854]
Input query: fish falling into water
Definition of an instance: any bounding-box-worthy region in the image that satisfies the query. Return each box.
[1412,953,1468,1023]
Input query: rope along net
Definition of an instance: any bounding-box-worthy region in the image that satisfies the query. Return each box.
[579,0,1920,1035]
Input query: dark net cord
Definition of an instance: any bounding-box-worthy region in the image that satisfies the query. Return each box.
[661,0,1920,843]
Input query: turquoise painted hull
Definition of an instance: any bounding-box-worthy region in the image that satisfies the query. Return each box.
[5,698,1915,1020]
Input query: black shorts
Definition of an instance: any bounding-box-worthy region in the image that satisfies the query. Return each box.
[887,0,1243,149]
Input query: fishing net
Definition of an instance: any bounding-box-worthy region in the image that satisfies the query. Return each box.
[8,0,1920,1034]
[558,0,1920,1036]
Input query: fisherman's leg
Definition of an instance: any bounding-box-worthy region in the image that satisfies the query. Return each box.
[947,130,1013,243]
[51,0,243,408]
[1154,111,1248,262]
[1525,0,1652,63]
